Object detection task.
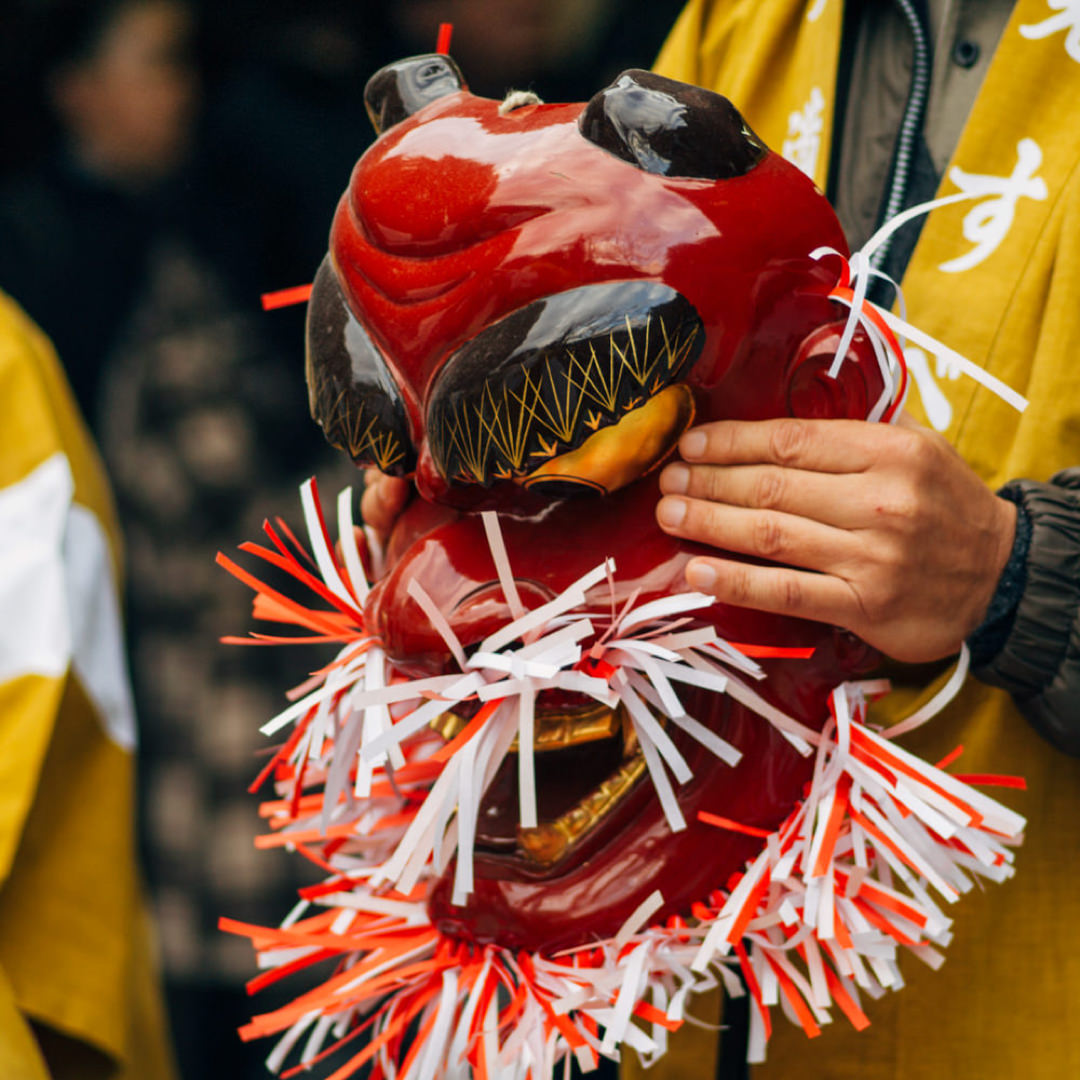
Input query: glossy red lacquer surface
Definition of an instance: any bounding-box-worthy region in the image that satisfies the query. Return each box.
[314,64,884,950]
[330,84,880,507]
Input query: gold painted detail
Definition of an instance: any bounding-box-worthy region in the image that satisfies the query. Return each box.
[523,383,694,496]
[437,315,700,484]
[319,386,408,472]
[430,701,623,752]
[517,752,647,865]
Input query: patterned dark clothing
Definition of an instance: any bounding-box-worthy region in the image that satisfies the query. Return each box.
[96,233,352,1077]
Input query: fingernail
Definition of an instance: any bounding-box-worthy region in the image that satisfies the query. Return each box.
[662,463,689,494]
[657,497,687,529]
[687,561,717,590]
[681,430,706,460]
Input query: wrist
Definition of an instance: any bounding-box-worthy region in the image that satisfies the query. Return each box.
[967,488,1031,667]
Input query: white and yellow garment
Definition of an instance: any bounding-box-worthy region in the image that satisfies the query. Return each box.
[0,291,175,1079]
[635,2,1080,1078]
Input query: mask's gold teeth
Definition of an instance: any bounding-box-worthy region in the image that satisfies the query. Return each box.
[517,753,647,865]
[429,710,466,743]
[621,707,639,758]
[430,702,624,752]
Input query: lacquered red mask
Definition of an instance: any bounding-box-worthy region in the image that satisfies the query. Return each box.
[304,56,885,952]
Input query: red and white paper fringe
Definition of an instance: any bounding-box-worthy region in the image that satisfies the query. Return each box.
[815,191,1030,422]
[690,680,1024,1061]
[218,479,1025,1079]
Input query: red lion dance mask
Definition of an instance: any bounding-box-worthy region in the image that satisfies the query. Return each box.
[222,55,1024,1079]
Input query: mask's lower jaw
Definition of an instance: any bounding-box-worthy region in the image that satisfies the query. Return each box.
[425,688,818,954]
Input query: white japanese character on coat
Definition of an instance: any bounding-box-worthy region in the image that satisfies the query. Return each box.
[906,346,965,432]
[939,138,1048,274]
[1020,0,1080,62]
[782,87,826,180]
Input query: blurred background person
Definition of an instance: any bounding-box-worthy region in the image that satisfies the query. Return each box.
[0,0,199,428]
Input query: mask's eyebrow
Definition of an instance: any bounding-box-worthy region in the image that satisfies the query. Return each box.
[306,257,417,475]
[427,281,704,486]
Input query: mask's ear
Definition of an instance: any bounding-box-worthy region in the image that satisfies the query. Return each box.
[364,54,467,135]
[787,323,881,420]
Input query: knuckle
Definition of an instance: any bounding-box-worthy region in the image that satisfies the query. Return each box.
[752,468,786,510]
[718,422,741,458]
[897,429,936,472]
[362,488,389,529]
[701,467,726,502]
[885,540,915,579]
[779,574,804,612]
[728,564,755,605]
[752,513,786,558]
[844,583,875,628]
[769,419,808,466]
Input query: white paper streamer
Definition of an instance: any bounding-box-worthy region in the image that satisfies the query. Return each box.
[615,891,666,950]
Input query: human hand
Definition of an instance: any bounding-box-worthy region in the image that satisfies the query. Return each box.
[361,467,411,542]
[655,417,1018,664]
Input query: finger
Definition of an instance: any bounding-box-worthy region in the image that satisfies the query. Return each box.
[361,475,410,536]
[893,410,923,430]
[659,462,865,530]
[679,418,886,473]
[656,495,861,573]
[365,486,410,535]
[684,555,859,629]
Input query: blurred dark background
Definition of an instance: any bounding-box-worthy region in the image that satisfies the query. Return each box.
[0,2,684,1077]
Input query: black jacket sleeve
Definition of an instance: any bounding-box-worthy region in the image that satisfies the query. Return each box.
[969,469,1080,755]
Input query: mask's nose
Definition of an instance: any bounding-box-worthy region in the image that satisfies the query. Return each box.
[363,477,690,676]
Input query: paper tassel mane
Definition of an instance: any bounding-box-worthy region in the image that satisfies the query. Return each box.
[217,473,1025,1080]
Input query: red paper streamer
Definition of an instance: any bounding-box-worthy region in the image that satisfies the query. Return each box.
[952,773,1028,790]
[698,811,773,839]
[261,284,313,311]
[730,642,815,659]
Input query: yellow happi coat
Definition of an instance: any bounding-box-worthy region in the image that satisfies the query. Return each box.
[626,2,1080,1078]
[0,292,175,1079]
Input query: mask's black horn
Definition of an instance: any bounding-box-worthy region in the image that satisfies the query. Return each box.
[364,54,467,135]
[579,69,766,180]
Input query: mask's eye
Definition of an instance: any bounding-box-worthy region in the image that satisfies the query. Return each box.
[306,257,416,476]
[427,282,704,497]
[579,69,766,179]
[364,54,467,135]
